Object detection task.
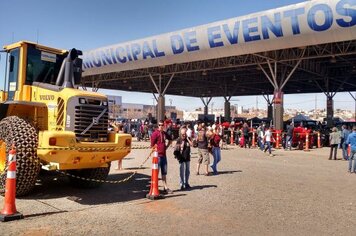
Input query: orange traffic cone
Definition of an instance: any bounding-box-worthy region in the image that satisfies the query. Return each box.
[0,148,24,222]
[275,131,280,149]
[304,133,310,152]
[146,147,163,200]
[317,132,321,148]
[230,131,234,145]
[252,130,256,148]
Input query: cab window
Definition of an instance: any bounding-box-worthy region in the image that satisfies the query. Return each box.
[26,45,64,85]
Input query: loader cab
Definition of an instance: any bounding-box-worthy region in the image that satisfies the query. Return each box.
[1,41,81,102]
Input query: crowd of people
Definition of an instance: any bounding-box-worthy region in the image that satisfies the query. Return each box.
[109,119,356,193]
[150,121,222,192]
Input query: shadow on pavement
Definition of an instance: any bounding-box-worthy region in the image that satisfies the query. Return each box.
[176,184,218,192]
[23,171,152,206]
[216,170,242,175]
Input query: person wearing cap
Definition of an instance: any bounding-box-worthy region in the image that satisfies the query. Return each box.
[346,126,356,173]
[329,127,341,160]
[150,120,173,194]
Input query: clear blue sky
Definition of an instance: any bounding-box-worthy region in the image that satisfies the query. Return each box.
[0,0,355,112]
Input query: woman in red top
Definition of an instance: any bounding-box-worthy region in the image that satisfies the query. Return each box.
[210,127,222,175]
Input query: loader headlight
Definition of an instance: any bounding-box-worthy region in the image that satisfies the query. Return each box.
[102,101,108,106]
[79,98,86,104]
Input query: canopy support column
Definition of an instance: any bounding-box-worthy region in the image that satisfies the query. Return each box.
[224,96,232,121]
[262,94,274,121]
[149,73,175,121]
[314,76,350,127]
[258,53,304,130]
[200,97,212,116]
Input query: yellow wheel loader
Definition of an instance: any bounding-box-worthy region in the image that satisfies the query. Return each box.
[0,41,131,196]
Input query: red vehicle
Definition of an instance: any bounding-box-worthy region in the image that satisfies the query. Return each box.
[292,127,315,149]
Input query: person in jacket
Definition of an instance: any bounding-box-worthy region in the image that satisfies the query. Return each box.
[329,127,341,160]
[174,128,193,190]
[346,126,356,173]
[341,125,351,160]
[151,121,172,194]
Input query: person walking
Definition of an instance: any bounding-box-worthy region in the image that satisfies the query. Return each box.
[329,127,341,160]
[195,123,210,176]
[264,127,274,157]
[346,126,356,173]
[243,122,250,148]
[174,128,192,190]
[341,125,351,160]
[150,121,173,194]
[285,122,294,150]
[210,127,222,175]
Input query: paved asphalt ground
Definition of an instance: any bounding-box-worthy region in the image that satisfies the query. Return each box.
[0,141,355,236]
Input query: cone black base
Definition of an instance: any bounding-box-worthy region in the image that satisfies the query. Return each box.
[0,212,24,222]
[146,194,163,200]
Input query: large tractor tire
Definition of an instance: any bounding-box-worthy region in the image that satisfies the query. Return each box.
[0,116,40,196]
[68,163,111,188]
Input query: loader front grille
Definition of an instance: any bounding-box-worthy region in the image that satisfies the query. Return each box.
[74,101,108,142]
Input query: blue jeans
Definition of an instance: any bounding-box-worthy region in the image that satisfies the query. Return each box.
[264,141,272,154]
[158,156,168,176]
[211,147,221,174]
[348,150,356,173]
[286,135,292,150]
[258,137,264,150]
[179,161,190,186]
[342,143,349,160]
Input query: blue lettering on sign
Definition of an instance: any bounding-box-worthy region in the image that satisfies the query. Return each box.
[242,17,261,42]
[115,46,127,63]
[184,31,200,51]
[131,43,141,61]
[336,0,356,27]
[81,0,356,69]
[142,41,155,59]
[110,48,118,64]
[171,35,184,54]
[261,13,283,39]
[153,39,165,57]
[283,7,305,35]
[208,26,224,48]
[93,52,102,67]
[125,45,133,61]
[223,21,239,45]
[100,49,113,66]
[307,4,333,31]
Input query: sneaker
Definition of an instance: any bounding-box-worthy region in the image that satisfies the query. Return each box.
[269,154,274,157]
[180,185,185,191]
[185,184,191,189]
[163,188,173,194]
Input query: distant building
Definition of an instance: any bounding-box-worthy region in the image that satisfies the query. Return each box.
[107,95,122,119]
[107,95,183,120]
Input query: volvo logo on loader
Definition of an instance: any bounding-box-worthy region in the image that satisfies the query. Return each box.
[39,95,55,100]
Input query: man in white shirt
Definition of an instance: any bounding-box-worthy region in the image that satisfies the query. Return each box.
[263,127,274,157]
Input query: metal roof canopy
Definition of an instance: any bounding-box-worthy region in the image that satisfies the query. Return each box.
[81,0,356,98]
